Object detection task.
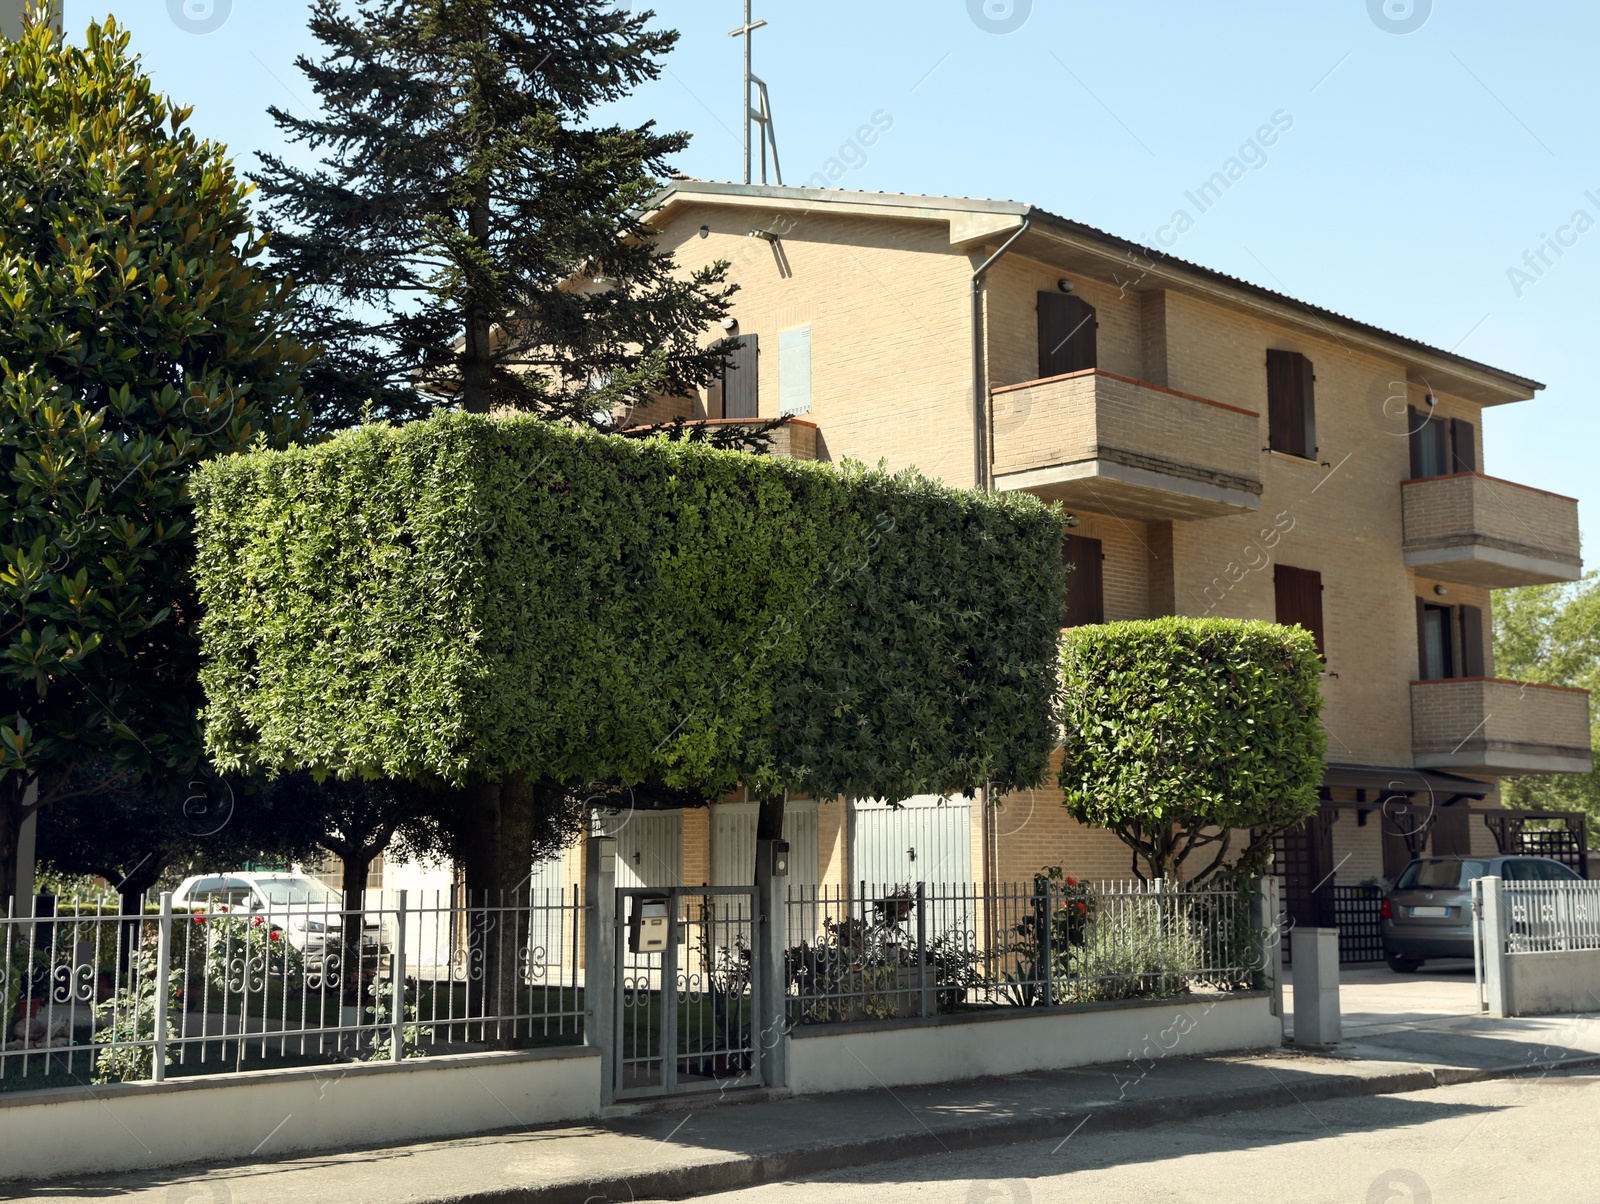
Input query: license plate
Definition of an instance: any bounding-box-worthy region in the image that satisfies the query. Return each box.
[1410,906,1449,918]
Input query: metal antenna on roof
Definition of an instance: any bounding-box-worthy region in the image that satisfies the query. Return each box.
[728,1,783,186]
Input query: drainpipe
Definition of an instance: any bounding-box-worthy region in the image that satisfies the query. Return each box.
[970,215,1032,493]
[968,215,1030,957]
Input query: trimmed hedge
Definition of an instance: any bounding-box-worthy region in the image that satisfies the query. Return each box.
[1059,617,1326,879]
[192,413,1065,801]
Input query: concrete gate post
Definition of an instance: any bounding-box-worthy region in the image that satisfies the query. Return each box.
[585,836,617,1102]
[754,838,789,1088]
[1250,875,1284,1022]
[1477,875,1510,1017]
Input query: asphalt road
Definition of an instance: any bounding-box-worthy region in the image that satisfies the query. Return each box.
[643,1067,1600,1204]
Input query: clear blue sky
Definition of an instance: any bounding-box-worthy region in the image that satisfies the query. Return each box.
[97,0,1595,535]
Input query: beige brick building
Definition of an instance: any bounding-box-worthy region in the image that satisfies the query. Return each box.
[396,183,1590,952]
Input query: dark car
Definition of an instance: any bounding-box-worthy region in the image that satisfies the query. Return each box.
[1380,855,1583,972]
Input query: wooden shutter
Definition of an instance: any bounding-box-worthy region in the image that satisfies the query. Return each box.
[1450,418,1477,473]
[1459,604,1485,677]
[1037,292,1097,378]
[1407,408,1425,478]
[1061,533,1105,627]
[722,332,759,419]
[1298,355,1317,458]
[1274,564,1325,657]
[1266,350,1311,457]
[1415,597,1429,680]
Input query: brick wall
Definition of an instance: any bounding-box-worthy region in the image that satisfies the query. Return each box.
[653,204,981,488]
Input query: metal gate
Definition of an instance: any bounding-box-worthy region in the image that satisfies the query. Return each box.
[613,885,762,1099]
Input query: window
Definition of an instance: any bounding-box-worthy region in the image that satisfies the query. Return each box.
[1265,349,1316,458]
[1273,564,1325,657]
[778,325,812,416]
[1061,533,1105,627]
[1409,410,1477,478]
[1418,603,1453,680]
[722,332,759,419]
[1414,600,1485,680]
[1408,410,1447,478]
[1037,292,1097,377]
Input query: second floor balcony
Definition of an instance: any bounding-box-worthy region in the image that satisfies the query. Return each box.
[1412,677,1593,777]
[1401,473,1581,588]
[990,370,1262,521]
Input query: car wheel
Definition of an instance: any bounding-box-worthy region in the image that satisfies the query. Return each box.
[1386,954,1423,973]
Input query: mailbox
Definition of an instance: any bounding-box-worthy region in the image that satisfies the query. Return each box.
[629,895,672,954]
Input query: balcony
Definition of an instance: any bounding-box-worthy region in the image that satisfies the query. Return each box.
[1412,678,1593,776]
[990,370,1262,521]
[1401,473,1580,588]
[628,417,820,461]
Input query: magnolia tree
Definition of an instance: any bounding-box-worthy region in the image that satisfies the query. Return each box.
[0,17,307,909]
[1059,618,1326,884]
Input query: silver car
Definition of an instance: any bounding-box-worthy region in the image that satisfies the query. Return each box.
[1380,855,1584,972]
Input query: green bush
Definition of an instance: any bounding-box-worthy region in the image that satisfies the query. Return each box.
[1060,618,1325,882]
[193,413,1065,801]
[1068,894,1208,1002]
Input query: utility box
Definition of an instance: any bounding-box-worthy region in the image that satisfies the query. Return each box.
[1291,927,1341,1046]
[628,895,672,954]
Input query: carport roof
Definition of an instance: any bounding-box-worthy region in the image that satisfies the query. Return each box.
[1321,763,1492,800]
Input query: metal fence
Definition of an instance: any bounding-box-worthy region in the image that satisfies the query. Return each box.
[1502,880,1600,954]
[1,885,586,1089]
[784,878,1258,1024]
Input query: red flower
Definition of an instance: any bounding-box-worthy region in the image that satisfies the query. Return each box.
[1065,877,1078,886]
[192,912,206,924]
[268,930,281,942]
[251,915,264,927]
[1073,902,1087,914]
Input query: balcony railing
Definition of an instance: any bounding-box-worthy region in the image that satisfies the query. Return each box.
[1411,677,1593,776]
[990,370,1262,521]
[1401,473,1580,588]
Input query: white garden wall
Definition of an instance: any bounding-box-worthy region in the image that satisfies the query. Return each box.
[0,1046,600,1183]
[788,993,1280,1093]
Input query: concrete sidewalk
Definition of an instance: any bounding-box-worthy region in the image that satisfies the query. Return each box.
[8,1007,1600,1204]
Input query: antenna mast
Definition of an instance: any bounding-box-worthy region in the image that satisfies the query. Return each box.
[728,1,782,185]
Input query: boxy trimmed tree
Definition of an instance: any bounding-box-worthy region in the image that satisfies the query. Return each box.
[192,411,1066,1025]
[1059,618,1326,883]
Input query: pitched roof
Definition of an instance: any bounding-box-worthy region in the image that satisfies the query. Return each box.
[649,181,1543,403]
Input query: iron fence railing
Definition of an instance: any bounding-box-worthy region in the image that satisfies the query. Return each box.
[1,886,586,1090]
[1503,880,1600,955]
[784,879,1257,1024]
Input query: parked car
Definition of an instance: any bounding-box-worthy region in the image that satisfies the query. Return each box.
[171,872,391,963]
[1380,855,1583,972]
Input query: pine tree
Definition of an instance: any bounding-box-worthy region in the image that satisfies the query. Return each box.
[254,0,741,433]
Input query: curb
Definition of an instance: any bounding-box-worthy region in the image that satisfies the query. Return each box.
[443,1053,1600,1204]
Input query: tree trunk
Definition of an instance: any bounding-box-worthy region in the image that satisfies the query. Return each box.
[755,794,784,884]
[114,857,165,979]
[0,775,39,916]
[453,776,535,1046]
[334,844,376,1005]
[460,184,494,415]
